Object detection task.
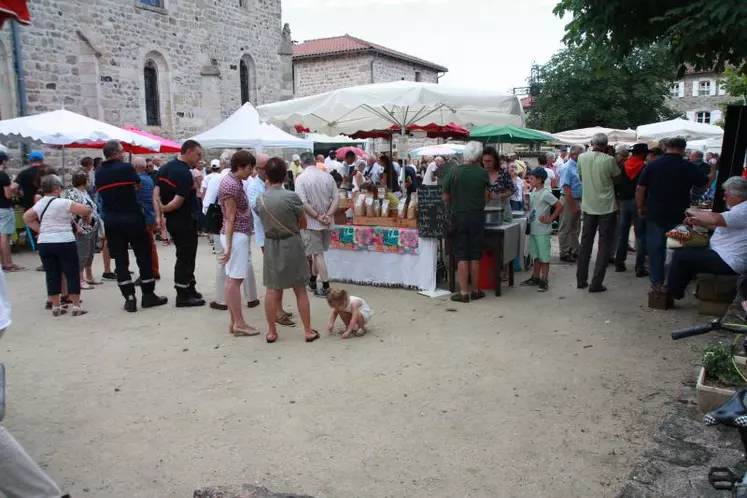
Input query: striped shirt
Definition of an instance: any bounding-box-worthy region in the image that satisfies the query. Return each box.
[294,166,337,231]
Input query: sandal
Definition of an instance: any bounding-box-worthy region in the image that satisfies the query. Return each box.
[52,306,68,317]
[305,330,320,343]
[71,306,88,317]
[470,290,486,300]
[231,324,260,337]
[275,313,296,327]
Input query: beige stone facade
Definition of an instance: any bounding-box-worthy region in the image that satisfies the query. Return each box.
[0,0,294,168]
[667,71,732,125]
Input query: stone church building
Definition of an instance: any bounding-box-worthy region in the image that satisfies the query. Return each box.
[0,0,294,147]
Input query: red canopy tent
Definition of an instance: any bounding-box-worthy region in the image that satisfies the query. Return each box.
[0,0,30,27]
[64,126,181,154]
[350,122,469,140]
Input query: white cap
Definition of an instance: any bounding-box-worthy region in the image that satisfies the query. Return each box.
[292,154,300,161]
[210,159,221,169]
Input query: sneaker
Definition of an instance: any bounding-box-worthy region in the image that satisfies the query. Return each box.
[124,298,137,313]
[537,279,549,292]
[520,276,539,287]
[614,263,627,273]
[450,292,470,303]
[142,293,168,309]
[176,295,206,308]
[102,272,117,280]
[313,287,328,298]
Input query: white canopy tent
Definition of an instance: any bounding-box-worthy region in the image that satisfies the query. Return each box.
[409,144,465,157]
[257,81,525,138]
[553,126,637,144]
[636,118,724,142]
[190,103,313,150]
[0,109,161,150]
[305,133,365,146]
[688,137,723,154]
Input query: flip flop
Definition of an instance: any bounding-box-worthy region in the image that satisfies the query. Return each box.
[305,330,320,343]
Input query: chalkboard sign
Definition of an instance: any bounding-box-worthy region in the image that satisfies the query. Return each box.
[417,185,447,238]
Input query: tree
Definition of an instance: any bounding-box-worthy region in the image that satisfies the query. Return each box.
[527,45,681,133]
[713,68,747,126]
[554,0,747,74]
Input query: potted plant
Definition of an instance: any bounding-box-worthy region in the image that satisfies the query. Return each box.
[696,342,747,413]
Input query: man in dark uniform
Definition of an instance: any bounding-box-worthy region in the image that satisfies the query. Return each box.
[95,140,168,312]
[155,139,205,307]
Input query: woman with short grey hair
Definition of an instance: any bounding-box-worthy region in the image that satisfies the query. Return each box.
[65,168,101,290]
[23,175,92,316]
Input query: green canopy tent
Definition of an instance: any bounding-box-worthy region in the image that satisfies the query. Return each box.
[469,125,556,144]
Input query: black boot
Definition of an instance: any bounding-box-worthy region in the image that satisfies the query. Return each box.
[188,285,203,300]
[142,293,168,309]
[124,295,137,313]
[176,292,205,308]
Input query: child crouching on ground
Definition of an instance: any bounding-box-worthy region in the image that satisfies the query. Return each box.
[521,167,563,292]
[327,289,373,339]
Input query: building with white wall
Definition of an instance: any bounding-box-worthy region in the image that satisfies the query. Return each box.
[667,70,732,125]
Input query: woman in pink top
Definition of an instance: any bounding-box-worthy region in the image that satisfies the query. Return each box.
[218,151,257,337]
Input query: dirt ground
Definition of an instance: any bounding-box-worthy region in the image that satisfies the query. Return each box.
[1,240,717,497]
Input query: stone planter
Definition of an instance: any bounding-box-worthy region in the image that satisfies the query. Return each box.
[696,356,747,413]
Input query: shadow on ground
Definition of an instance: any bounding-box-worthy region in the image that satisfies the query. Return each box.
[194,485,313,498]
[618,387,747,498]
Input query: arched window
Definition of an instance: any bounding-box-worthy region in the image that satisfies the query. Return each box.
[239,54,256,105]
[144,59,160,126]
[240,59,250,105]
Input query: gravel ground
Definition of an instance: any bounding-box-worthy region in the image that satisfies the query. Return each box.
[1,240,715,497]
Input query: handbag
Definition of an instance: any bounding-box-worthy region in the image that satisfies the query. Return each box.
[205,203,223,235]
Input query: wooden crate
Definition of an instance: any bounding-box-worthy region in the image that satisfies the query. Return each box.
[399,218,417,229]
[353,216,401,227]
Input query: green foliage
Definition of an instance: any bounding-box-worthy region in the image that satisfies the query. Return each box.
[719,68,747,103]
[554,0,747,74]
[702,343,747,387]
[526,45,681,132]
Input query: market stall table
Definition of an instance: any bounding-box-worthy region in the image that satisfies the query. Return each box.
[447,221,521,296]
[326,225,438,291]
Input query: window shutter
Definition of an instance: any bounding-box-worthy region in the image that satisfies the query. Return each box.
[686,111,696,121]
[679,82,685,97]
[692,81,699,97]
[709,79,717,96]
[718,83,727,96]
[711,109,722,123]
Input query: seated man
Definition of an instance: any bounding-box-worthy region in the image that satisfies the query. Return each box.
[666,176,747,301]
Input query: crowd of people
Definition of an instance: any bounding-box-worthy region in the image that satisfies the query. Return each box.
[435,134,747,308]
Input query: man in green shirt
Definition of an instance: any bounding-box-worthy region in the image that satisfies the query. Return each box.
[576,133,621,292]
[443,142,489,303]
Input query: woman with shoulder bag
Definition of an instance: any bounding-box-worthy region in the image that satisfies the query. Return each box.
[64,168,101,290]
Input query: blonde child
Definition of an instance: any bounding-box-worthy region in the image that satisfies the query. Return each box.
[327,289,373,339]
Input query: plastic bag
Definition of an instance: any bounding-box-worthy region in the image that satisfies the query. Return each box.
[666,224,709,248]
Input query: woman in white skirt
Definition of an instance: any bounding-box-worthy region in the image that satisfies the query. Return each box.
[218,151,259,337]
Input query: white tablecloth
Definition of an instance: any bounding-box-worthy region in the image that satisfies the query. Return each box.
[327,237,438,291]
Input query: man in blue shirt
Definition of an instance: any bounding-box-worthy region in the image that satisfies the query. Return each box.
[558,144,584,262]
[133,157,160,281]
[95,141,168,312]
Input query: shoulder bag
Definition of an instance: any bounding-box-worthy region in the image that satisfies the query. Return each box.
[259,193,302,237]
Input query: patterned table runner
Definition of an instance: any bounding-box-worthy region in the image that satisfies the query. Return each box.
[330,225,419,255]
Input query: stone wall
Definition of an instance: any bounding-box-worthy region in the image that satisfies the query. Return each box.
[0,0,293,171]
[372,56,439,84]
[293,53,372,98]
[293,53,440,98]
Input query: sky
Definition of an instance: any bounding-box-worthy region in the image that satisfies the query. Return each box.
[282,0,569,94]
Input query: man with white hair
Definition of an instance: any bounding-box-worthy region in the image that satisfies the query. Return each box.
[422,156,444,186]
[664,176,747,303]
[289,154,303,178]
[442,141,489,303]
[557,144,583,262]
[575,132,621,292]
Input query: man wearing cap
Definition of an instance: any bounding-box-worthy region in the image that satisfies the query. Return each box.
[576,133,621,292]
[96,141,168,312]
[614,144,649,276]
[289,155,303,178]
[637,137,717,293]
[11,151,44,212]
[0,152,23,272]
